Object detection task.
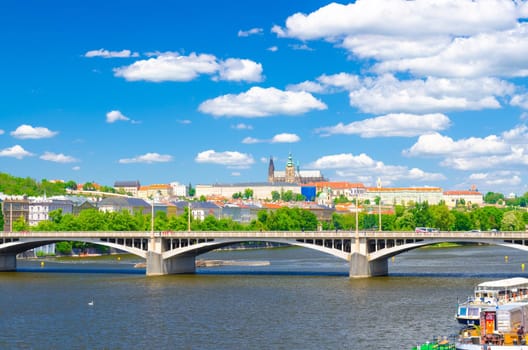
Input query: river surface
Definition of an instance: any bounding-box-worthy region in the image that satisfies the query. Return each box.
[1,245,528,349]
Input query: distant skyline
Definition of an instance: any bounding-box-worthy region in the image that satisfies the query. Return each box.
[2,0,528,195]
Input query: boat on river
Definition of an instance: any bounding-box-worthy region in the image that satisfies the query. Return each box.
[456,277,528,325]
[456,302,528,349]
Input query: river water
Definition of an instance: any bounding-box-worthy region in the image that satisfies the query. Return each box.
[1,245,528,349]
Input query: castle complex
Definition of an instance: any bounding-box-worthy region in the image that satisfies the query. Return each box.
[267,153,327,184]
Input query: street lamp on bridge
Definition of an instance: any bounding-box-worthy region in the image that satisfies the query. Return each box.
[377,177,382,232]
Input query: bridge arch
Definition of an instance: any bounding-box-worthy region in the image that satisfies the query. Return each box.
[367,238,528,262]
[162,238,350,261]
[0,238,147,259]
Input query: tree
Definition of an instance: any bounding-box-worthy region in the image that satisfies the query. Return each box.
[501,211,525,231]
[12,216,29,231]
[243,188,254,199]
[430,204,455,230]
[452,210,472,231]
[271,191,280,201]
[484,191,505,204]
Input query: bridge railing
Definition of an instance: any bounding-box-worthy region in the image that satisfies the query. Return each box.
[1,230,527,240]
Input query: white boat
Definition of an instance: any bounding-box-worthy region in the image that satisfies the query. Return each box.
[456,277,528,325]
[456,302,528,349]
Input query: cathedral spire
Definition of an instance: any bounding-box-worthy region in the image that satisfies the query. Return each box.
[268,156,275,183]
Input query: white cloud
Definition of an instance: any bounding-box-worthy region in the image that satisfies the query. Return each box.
[243,133,300,144]
[0,145,34,159]
[242,137,261,144]
[198,86,327,118]
[0,129,4,135]
[405,132,511,157]
[178,119,192,124]
[232,123,253,130]
[119,152,173,164]
[375,24,528,78]
[271,133,300,143]
[106,110,130,123]
[195,150,254,168]
[274,1,518,42]
[274,1,528,81]
[40,152,78,163]
[231,172,242,177]
[403,126,528,171]
[217,58,263,82]
[238,28,263,37]
[267,46,278,52]
[511,93,528,109]
[114,52,218,82]
[288,73,360,93]
[316,113,451,138]
[469,171,522,187]
[11,124,58,139]
[84,49,139,58]
[114,52,263,83]
[72,166,81,171]
[309,152,445,184]
[348,75,511,114]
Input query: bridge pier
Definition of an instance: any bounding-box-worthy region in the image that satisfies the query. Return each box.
[0,253,17,271]
[349,253,388,278]
[146,252,196,276]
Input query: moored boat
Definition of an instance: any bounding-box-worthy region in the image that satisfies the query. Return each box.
[456,277,528,325]
[456,302,528,349]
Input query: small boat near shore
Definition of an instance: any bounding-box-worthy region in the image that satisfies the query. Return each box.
[456,277,528,325]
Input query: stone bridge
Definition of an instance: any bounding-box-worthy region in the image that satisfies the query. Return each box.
[1,230,527,277]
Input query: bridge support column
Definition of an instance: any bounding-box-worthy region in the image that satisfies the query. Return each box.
[0,253,16,271]
[349,253,388,278]
[146,252,196,276]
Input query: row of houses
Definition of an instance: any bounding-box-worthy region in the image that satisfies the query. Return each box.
[0,195,335,232]
[113,180,484,208]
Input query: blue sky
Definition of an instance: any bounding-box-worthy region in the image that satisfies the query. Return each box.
[2,0,528,196]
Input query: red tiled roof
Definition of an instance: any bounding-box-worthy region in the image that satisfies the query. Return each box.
[444,190,482,196]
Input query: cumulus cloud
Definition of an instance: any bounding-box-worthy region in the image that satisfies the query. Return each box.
[347,75,512,114]
[405,132,511,157]
[375,25,528,78]
[195,150,254,168]
[0,129,4,135]
[287,73,361,93]
[242,133,300,144]
[11,124,58,139]
[106,110,130,123]
[198,86,327,117]
[84,49,139,58]
[217,58,263,82]
[267,46,278,52]
[114,52,263,83]
[238,28,263,37]
[40,152,78,163]
[271,133,300,143]
[0,145,34,159]
[119,152,173,164]
[511,93,528,109]
[316,113,451,138]
[309,152,445,185]
[469,171,522,187]
[404,125,528,171]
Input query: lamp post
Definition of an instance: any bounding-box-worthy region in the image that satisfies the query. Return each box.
[377,177,382,232]
[187,201,191,232]
[355,187,359,252]
[150,197,154,239]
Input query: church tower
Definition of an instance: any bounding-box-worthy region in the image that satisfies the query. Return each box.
[285,153,296,183]
[267,156,275,183]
